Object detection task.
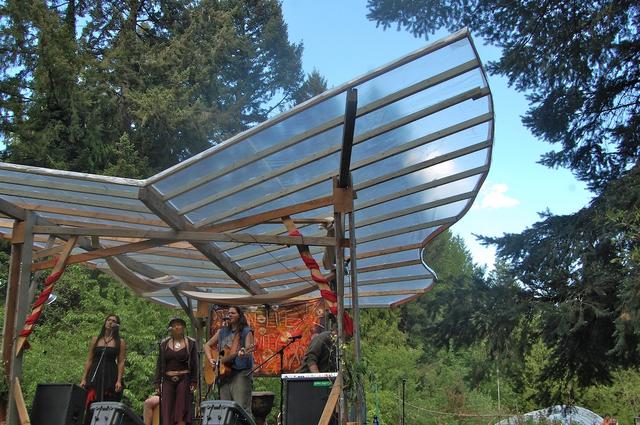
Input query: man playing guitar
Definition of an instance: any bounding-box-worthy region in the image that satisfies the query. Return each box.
[204,306,256,419]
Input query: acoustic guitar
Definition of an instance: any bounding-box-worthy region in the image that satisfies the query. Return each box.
[204,335,255,385]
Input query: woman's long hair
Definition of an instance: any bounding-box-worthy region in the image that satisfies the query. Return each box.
[95,314,121,353]
[227,306,249,331]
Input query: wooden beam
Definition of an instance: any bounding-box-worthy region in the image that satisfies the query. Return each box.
[7,212,34,425]
[358,217,455,244]
[352,243,422,261]
[15,237,77,356]
[352,288,428,298]
[32,226,340,247]
[0,161,142,186]
[251,264,309,279]
[357,259,422,274]
[139,185,266,295]
[0,199,26,221]
[0,187,150,214]
[0,172,138,199]
[202,196,333,233]
[263,218,329,225]
[354,143,491,196]
[2,222,23,377]
[180,284,316,304]
[30,238,171,271]
[356,191,474,230]
[12,378,31,425]
[32,244,64,260]
[11,222,25,244]
[318,374,342,425]
[356,274,428,287]
[14,201,168,227]
[333,176,353,213]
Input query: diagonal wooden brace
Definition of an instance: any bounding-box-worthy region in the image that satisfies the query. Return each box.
[15,236,77,357]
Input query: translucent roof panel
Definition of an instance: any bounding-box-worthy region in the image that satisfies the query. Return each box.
[0,29,493,309]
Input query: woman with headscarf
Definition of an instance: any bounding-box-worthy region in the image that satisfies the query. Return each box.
[155,317,198,425]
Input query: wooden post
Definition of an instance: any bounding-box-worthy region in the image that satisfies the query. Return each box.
[14,236,77,357]
[318,373,342,425]
[334,175,354,425]
[348,210,364,425]
[7,212,35,425]
[333,178,347,425]
[2,222,23,378]
[12,378,30,425]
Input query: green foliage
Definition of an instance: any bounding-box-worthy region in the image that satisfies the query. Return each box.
[367,0,640,403]
[367,0,639,192]
[0,360,7,403]
[400,231,475,346]
[292,69,329,105]
[17,265,178,413]
[359,309,503,424]
[476,168,640,397]
[581,368,640,424]
[1,0,305,177]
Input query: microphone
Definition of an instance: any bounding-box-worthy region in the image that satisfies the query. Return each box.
[222,316,230,321]
[288,335,302,341]
[111,324,120,328]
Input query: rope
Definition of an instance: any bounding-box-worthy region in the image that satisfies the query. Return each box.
[286,226,353,336]
[392,392,515,418]
[16,236,77,357]
[19,269,62,336]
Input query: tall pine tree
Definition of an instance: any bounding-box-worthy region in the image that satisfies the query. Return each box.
[367,0,640,397]
[1,0,305,176]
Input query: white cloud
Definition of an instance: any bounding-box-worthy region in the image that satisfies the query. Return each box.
[477,183,520,209]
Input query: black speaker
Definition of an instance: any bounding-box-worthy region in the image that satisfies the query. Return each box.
[283,373,337,425]
[89,402,144,425]
[31,383,86,425]
[201,400,256,425]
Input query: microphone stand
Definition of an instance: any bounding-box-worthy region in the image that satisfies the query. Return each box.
[90,347,107,401]
[203,349,224,400]
[250,338,301,422]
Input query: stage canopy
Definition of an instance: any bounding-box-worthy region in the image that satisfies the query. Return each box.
[0,29,494,309]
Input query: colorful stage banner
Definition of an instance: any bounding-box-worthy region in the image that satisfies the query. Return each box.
[209,299,326,376]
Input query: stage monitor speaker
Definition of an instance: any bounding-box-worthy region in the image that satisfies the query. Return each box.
[201,400,256,425]
[89,402,144,425]
[31,383,86,425]
[282,373,338,425]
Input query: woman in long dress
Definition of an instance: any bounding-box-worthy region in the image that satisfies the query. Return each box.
[155,317,198,425]
[80,314,126,406]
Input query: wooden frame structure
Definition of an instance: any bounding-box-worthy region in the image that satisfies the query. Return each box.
[0,29,494,425]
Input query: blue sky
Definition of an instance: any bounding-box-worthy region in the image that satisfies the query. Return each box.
[280,0,593,269]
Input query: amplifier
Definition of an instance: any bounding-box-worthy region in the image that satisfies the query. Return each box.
[31,383,86,425]
[282,372,337,425]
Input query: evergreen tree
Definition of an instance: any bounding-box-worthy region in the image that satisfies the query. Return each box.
[292,69,329,105]
[367,0,640,394]
[367,0,639,191]
[1,0,305,176]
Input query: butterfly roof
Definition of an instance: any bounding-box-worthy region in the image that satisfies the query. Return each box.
[0,29,493,309]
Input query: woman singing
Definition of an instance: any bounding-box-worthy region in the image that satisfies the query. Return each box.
[80,314,126,405]
[204,306,255,419]
[155,317,198,425]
